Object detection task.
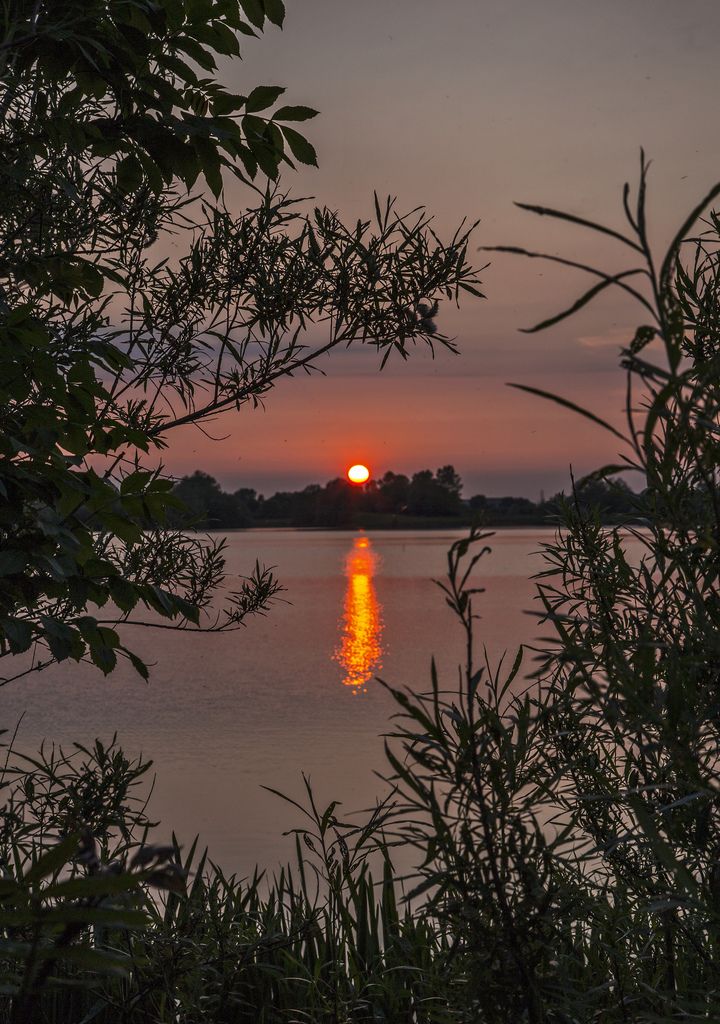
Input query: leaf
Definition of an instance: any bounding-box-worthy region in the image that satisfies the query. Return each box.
[89,638,117,675]
[127,650,150,681]
[282,125,317,167]
[245,85,285,113]
[576,464,635,489]
[109,578,138,613]
[459,281,485,298]
[186,0,213,20]
[659,178,720,295]
[249,140,280,180]
[514,201,644,253]
[1,617,33,653]
[0,550,28,575]
[41,618,84,662]
[116,154,144,193]
[508,383,628,442]
[211,91,247,116]
[120,469,154,495]
[24,835,79,885]
[236,143,258,178]
[264,0,285,26]
[37,943,129,974]
[519,270,646,334]
[273,105,318,122]
[627,794,700,896]
[42,906,149,929]
[46,874,144,899]
[239,0,265,28]
[207,19,241,55]
[204,159,224,197]
[480,245,657,319]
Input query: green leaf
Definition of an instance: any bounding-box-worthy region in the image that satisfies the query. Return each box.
[508,383,628,442]
[119,470,152,495]
[514,201,644,253]
[42,905,149,929]
[236,144,258,178]
[519,270,645,334]
[245,85,285,113]
[174,596,201,625]
[281,125,317,167]
[94,512,143,544]
[186,0,213,20]
[37,943,129,973]
[0,550,28,575]
[1,617,33,653]
[116,154,144,193]
[212,91,247,116]
[239,0,265,28]
[109,577,139,612]
[146,586,176,617]
[127,650,150,681]
[86,627,120,675]
[273,105,318,122]
[200,20,241,56]
[41,618,84,662]
[24,836,79,885]
[175,36,218,72]
[90,642,117,675]
[264,0,285,25]
[47,873,145,899]
[243,116,281,178]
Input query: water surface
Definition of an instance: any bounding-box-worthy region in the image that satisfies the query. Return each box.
[0,529,550,872]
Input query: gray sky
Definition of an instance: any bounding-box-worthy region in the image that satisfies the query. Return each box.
[167,0,720,498]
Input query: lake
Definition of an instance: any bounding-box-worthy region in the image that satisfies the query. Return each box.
[0,528,552,874]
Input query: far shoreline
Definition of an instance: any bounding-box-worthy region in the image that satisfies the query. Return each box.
[207,516,642,532]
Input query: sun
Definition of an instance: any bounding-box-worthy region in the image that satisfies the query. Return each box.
[347,463,370,485]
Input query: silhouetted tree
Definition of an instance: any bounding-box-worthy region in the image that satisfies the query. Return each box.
[436,464,463,497]
[312,479,360,527]
[172,472,252,529]
[376,471,411,514]
[234,488,263,520]
[408,468,463,516]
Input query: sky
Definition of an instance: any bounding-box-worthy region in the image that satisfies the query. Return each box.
[164,0,720,499]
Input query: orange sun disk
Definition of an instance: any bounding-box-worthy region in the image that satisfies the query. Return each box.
[347,464,370,485]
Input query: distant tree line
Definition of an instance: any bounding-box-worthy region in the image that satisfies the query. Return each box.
[169,467,644,529]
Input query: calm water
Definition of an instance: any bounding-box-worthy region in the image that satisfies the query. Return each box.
[0,529,551,873]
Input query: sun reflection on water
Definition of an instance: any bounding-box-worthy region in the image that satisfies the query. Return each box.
[334,534,383,694]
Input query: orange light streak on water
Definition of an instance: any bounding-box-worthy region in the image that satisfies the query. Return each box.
[334,535,383,693]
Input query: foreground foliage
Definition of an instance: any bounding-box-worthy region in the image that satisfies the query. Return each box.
[1,166,720,1021]
[2,6,719,1016]
[384,164,720,1021]
[0,736,451,1023]
[0,0,481,685]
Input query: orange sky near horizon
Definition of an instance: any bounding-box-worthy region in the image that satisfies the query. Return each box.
[162,0,720,498]
[167,367,629,500]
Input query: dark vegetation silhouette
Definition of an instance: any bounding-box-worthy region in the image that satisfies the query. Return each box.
[1,1,720,1022]
[0,0,481,688]
[169,466,642,528]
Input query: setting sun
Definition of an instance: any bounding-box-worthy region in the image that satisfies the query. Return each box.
[347,463,370,484]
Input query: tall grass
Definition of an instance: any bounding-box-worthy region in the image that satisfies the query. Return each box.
[3,160,720,1021]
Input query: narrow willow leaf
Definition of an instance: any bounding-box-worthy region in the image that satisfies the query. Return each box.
[515,201,644,252]
[520,270,646,334]
[508,384,628,442]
